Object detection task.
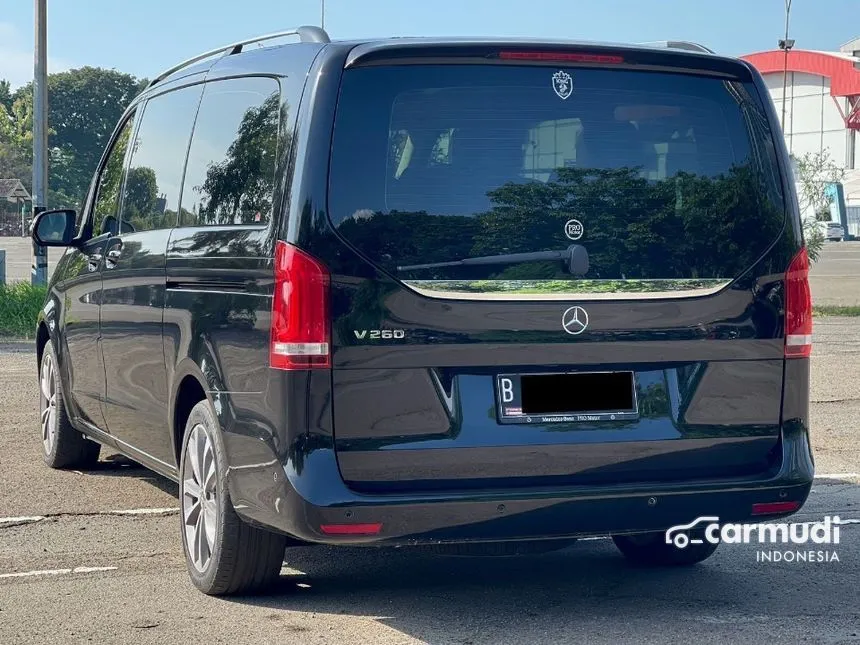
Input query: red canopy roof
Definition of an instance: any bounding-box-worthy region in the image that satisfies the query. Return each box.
[742,50,860,97]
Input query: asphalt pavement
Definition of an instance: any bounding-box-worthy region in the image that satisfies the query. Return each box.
[0,319,858,644]
[810,241,860,306]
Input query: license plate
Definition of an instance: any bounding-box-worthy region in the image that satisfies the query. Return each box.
[496,371,638,424]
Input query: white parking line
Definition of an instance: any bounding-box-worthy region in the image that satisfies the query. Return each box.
[0,507,180,526]
[107,507,179,516]
[815,473,860,480]
[0,516,45,526]
[0,566,117,580]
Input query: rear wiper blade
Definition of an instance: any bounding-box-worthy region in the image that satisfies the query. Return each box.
[397,244,589,275]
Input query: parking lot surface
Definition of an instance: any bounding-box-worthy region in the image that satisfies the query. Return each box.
[0,329,857,644]
[810,241,860,306]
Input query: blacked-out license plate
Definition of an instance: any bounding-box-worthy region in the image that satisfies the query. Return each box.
[496,371,638,424]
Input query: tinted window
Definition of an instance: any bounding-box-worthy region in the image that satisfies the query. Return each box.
[91,113,135,235]
[119,86,202,233]
[179,77,280,227]
[329,65,786,296]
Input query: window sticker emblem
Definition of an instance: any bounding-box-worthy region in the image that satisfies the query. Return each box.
[552,70,574,100]
[565,219,584,240]
[562,306,589,335]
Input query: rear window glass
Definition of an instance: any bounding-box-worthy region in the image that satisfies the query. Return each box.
[329,64,785,298]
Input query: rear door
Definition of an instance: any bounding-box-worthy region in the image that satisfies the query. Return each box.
[325,49,795,491]
[100,84,202,468]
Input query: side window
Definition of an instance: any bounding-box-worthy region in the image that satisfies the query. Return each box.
[180,77,281,227]
[119,86,202,233]
[91,112,136,236]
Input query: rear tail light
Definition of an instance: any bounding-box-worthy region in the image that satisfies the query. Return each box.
[784,247,812,359]
[499,51,625,64]
[751,501,801,516]
[270,241,330,370]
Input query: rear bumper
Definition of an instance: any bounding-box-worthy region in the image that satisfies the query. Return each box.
[226,425,814,546]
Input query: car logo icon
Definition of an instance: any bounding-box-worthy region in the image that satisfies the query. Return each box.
[565,219,584,241]
[552,70,574,100]
[562,306,588,335]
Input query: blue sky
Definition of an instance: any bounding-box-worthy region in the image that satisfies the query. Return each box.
[1,0,858,88]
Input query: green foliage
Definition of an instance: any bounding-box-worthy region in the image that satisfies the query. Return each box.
[0,282,47,339]
[803,219,825,262]
[792,150,843,263]
[192,93,280,225]
[0,138,31,188]
[413,278,728,295]
[0,96,37,152]
[338,163,787,284]
[4,67,146,208]
[90,119,134,233]
[0,80,12,112]
[123,166,160,231]
[0,95,37,190]
[792,150,845,219]
[813,305,860,317]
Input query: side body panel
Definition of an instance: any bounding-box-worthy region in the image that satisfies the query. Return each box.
[164,43,322,519]
[44,241,108,429]
[100,228,174,464]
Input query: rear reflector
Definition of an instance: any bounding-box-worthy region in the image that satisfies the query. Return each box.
[784,247,812,359]
[320,523,383,536]
[500,51,625,64]
[751,501,801,516]
[270,241,331,370]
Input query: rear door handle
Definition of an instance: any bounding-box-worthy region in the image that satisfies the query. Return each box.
[87,253,102,272]
[105,247,123,269]
[105,247,122,269]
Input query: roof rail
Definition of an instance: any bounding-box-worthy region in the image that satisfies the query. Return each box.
[640,40,715,55]
[147,25,330,88]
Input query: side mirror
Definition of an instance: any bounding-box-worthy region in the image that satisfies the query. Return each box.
[31,209,78,247]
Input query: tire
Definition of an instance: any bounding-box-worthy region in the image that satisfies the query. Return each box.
[39,341,101,469]
[612,529,719,566]
[179,400,287,595]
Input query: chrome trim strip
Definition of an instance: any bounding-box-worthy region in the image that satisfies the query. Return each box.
[404,280,732,301]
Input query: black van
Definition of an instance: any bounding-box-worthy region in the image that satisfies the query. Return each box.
[32,27,814,595]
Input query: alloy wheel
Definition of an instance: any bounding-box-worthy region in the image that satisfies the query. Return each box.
[182,423,218,572]
[39,352,57,456]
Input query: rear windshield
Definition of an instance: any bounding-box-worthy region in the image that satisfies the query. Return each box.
[328,64,785,298]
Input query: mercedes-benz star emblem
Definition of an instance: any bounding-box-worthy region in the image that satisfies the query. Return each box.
[562,306,589,335]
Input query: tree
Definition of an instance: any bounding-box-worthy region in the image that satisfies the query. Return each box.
[791,150,844,261]
[194,93,280,225]
[0,141,30,186]
[0,97,36,192]
[0,80,12,112]
[793,150,845,220]
[335,161,789,286]
[122,166,158,231]
[11,67,147,207]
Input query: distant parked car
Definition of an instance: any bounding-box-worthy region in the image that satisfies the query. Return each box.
[826,221,845,241]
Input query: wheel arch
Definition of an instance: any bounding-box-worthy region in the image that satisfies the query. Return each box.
[169,359,215,468]
[36,320,50,368]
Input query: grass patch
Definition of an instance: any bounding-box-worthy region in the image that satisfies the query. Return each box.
[813,305,860,317]
[0,282,47,338]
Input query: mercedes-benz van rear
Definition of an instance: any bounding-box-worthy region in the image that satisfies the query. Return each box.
[278,40,813,556]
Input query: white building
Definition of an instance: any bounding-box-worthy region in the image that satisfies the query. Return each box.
[743,38,860,208]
